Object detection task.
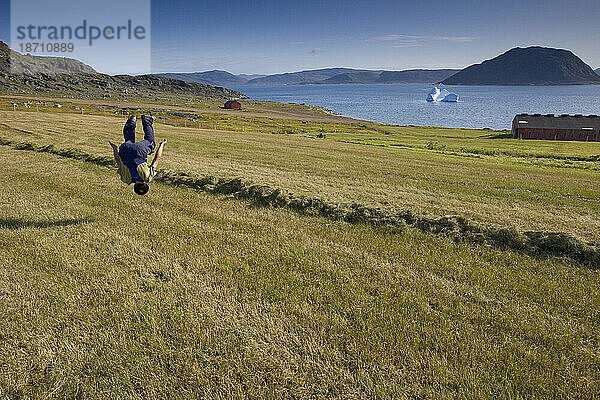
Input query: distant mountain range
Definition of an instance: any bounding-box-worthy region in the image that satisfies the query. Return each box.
[442,47,600,85]
[155,68,460,87]
[0,41,245,100]
[2,41,599,102]
[316,69,461,85]
[156,47,600,88]
[237,73,268,81]
[157,70,249,86]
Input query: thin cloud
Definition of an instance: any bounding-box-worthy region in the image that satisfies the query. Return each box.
[367,34,475,45]
[368,34,424,42]
[431,36,475,42]
[392,43,423,48]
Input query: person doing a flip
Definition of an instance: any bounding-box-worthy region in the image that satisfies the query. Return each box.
[109,115,166,196]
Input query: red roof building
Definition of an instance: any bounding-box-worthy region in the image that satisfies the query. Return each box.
[512,114,600,141]
[224,100,241,109]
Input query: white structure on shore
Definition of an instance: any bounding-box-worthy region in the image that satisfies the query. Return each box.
[426,86,459,102]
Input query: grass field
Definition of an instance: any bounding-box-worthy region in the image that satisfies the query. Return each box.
[1,102,599,398]
[1,108,599,242]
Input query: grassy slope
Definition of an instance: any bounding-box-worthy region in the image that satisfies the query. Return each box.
[0,95,355,125]
[0,110,599,242]
[330,127,600,160]
[1,146,599,398]
[5,96,600,161]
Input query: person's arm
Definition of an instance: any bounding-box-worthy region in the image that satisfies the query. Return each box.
[109,141,123,167]
[151,139,167,169]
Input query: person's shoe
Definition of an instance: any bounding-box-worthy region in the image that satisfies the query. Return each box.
[142,115,155,123]
[127,115,137,123]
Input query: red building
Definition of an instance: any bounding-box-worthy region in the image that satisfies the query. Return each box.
[512,114,600,142]
[224,100,242,110]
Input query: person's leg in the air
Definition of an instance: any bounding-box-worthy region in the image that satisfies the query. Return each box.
[123,115,137,143]
[138,115,156,154]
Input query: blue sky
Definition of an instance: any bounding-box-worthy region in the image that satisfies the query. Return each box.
[1,0,599,75]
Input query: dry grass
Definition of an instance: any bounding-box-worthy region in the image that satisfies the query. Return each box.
[1,147,600,399]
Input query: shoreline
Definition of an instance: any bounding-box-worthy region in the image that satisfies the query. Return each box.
[0,93,575,134]
[232,83,600,131]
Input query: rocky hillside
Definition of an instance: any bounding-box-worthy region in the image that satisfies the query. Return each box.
[0,42,246,100]
[595,68,600,76]
[442,47,600,85]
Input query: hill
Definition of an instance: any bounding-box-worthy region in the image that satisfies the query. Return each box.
[245,68,376,85]
[315,69,460,85]
[442,46,600,85]
[0,42,246,100]
[595,68,600,76]
[158,68,461,87]
[237,73,268,80]
[375,69,459,83]
[318,71,381,84]
[246,68,461,86]
[155,71,269,86]
[156,70,249,86]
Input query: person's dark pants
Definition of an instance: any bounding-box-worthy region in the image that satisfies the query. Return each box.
[119,116,155,167]
[123,115,155,152]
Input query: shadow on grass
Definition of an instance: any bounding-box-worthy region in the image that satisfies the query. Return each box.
[477,132,514,139]
[0,218,94,230]
[157,172,600,269]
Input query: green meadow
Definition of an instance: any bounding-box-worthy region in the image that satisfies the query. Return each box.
[1,105,599,241]
[0,101,599,398]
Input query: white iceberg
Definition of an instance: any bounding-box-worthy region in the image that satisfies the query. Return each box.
[426,86,459,103]
[426,87,442,102]
[441,93,459,102]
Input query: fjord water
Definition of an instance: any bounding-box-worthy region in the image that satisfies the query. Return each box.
[234,83,600,130]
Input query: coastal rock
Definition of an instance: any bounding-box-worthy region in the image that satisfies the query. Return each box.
[0,41,247,100]
[442,46,600,85]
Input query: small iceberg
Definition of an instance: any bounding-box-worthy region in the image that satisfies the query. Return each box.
[426,86,459,102]
[426,87,443,102]
[441,93,459,102]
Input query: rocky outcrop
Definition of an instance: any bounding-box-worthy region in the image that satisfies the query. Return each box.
[0,41,246,99]
[442,46,600,85]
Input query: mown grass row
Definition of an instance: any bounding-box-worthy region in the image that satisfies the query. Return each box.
[336,138,600,171]
[2,136,598,268]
